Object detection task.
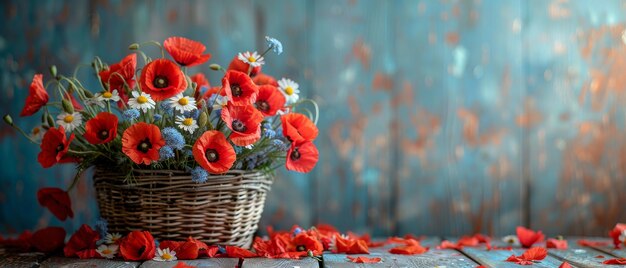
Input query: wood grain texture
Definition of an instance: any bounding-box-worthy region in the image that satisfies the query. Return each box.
[0,252,48,268]
[39,257,140,268]
[547,239,614,268]
[241,257,319,268]
[139,259,239,268]
[461,247,564,268]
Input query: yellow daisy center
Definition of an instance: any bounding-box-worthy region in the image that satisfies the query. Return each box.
[285,86,294,95]
[178,97,189,106]
[183,118,194,126]
[102,249,112,254]
[63,115,74,123]
[162,253,173,260]
[248,56,257,63]
[103,91,113,98]
[137,96,148,104]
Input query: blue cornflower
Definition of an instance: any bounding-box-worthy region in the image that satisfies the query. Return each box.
[184,109,200,119]
[262,122,272,130]
[233,145,244,154]
[293,227,303,236]
[265,36,283,55]
[218,245,226,254]
[123,109,140,121]
[160,102,173,114]
[159,145,175,160]
[154,239,160,248]
[94,218,108,238]
[153,114,162,121]
[246,156,257,170]
[191,167,208,183]
[271,139,289,151]
[161,127,185,149]
[263,128,276,139]
[234,161,243,170]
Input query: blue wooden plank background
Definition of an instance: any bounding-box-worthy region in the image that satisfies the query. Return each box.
[0,0,625,237]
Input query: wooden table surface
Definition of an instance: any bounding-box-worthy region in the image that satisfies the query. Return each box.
[1,237,624,268]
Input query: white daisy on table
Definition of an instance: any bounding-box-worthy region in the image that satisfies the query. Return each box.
[96,244,119,259]
[30,126,45,141]
[176,115,199,134]
[277,78,300,105]
[238,51,265,67]
[502,235,520,245]
[153,248,177,262]
[93,90,121,107]
[212,95,229,111]
[128,91,156,112]
[104,233,123,245]
[168,93,197,113]
[56,112,83,132]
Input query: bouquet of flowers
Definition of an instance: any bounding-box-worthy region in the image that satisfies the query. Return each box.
[5,36,319,190]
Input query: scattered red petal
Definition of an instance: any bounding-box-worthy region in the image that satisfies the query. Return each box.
[389,239,428,255]
[64,224,100,257]
[595,255,605,258]
[577,239,610,247]
[437,240,461,250]
[559,262,572,268]
[521,247,547,261]
[516,226,545,248]
[225,246,257,258]
[29,227,65,253]
[346,256,382,263]
[546,238,568,249]
[334,236,369,254]
[603,258,626,265]
[609,223,626,249]
[173,262,197,268]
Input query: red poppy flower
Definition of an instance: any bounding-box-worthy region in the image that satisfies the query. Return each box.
[516,226,545,248]
[347,256,382,263]
[99,54,136,103]
[84,112,118,145]
[164,36,211,67]
[190,73,210,100]
[29,227,66,253]
[192,130,236,174]
[292,233,324,255]
[139,58,188,101]
[609,223,626,248]
[64,224,100,257]
[119,230,156,261]
[253,73,279,87]
[604,258,626,264]
[255,85,286,117]
[122,123,165,165]
[38,126,75,168]
[286,141,319,173]
[159,240,199,260]
[37,187,73,221]
[20,74,49,116]
[281,113,319,143]
[1,230,33,251]
[186,237,210,257]
[546,238,568,249]
[559,262,572,268]
[221,104,264,146]
[228,55,261,76]
[222,70,259,106]
[225,246,257,258]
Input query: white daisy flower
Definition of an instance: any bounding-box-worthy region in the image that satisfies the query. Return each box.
[619,230,626,243]
[212,95,229,111]
[168,93,197,113]
[104,233,123,245]
[176,116,199,134]
[93,90,121,107]
[238,51,265,67]
[245,144,254,149]
[127,91,156,112]
[277,78,300,105]
[502,235,520,245]
[153,248,177,262]
[30,126,45,141]
[56,112,83,132]
[96,244,119,259]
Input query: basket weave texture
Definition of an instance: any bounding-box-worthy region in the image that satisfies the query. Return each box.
[93,168,273,248]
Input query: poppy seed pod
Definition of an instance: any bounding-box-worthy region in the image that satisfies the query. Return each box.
[62,99,75,114]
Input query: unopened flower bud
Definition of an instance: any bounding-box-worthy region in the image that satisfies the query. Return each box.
[209,64,222,71]
[198,112,208,127]
[128,43,140,50]
[49,65,57,78]
[42,124,50,130]
[3,115,13,126]
[62,99,75,114]
[82,88,94,98]
[47,115,55,127]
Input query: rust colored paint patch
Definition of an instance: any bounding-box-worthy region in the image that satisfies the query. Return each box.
[446,32,460,45]
[372,72,393,91]
[457,108,505,146]
[350,38,371,70]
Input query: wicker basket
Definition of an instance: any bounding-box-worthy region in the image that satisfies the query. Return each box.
[93,168,273,248]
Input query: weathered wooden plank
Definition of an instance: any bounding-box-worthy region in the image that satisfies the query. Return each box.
[547,239,614,268]
[393,0,526,236]
[0,252,48,268]
[525,0,626,235]
[139,258,239,268]
[241,257,319,268]
[39,256,140,268]
[461,247,564,268]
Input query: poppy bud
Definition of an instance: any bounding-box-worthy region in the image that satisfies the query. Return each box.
[49,65,57,78]
[47,114,55,128]
[3,115,13,126]
[128,43,140,50]
[209,64,222,71]
[307,250,314,257]
[42,124,50,130]
[62,99,74,114]
[82,88,94,98]
[198,112,208,128]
